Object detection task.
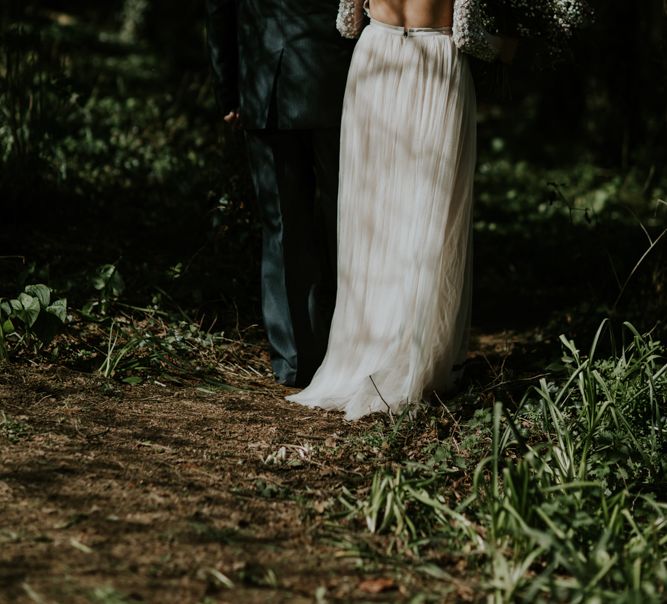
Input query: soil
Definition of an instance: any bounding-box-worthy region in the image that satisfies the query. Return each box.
[0,361,449,604]
[0,328,536,603]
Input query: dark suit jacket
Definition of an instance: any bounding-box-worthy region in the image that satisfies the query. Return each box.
[206,0,355,130]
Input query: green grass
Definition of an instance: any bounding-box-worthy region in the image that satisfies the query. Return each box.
[2,8,667,601]
[335,322,667,602]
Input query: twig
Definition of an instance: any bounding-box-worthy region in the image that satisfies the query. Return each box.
[0,256,25,263]
[369,375,392,418]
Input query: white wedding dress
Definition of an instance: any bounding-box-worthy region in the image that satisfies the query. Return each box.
[287,16,477,419]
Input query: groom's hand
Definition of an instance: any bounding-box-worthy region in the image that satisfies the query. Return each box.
[223,110,242,129]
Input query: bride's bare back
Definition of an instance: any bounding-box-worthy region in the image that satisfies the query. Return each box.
[368,0,455,29]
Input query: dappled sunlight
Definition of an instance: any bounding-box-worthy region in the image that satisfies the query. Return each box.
[0,0,665,601]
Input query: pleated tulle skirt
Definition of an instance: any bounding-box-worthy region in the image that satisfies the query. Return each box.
[286,19,477,419]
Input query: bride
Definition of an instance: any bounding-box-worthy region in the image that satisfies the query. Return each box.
[287,0,516,419]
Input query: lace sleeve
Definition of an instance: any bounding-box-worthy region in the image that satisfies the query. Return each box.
[337,0,365,39]
[452,0,500,62]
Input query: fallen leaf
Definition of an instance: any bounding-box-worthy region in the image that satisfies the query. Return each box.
[358,577,396,593]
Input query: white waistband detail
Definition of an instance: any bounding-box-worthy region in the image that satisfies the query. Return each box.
[368,17,453,37]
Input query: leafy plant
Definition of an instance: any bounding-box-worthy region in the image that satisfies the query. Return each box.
[475,321,667,602]
[0,284,67,360]
[339,322,667,603]
[83,263,126,318]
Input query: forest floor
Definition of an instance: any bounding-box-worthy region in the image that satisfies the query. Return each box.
[0,331,524,604]
[3,9,665,603]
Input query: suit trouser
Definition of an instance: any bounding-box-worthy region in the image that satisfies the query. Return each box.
[245,127,339,387]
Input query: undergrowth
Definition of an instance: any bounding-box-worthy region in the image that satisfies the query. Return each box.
[336,321,667,603]
[1,6,666,603]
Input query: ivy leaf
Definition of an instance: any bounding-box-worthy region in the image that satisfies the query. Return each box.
[17,294,40,327]
[1,318,14,334]
[46,299,67,323]
[93,264,125,297]
[24,284,52,308]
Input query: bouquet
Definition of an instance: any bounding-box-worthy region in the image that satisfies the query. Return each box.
[482,0,593,62]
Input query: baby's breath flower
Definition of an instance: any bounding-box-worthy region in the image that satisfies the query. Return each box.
[483,0,592,61]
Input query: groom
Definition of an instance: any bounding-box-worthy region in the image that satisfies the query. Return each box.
[206,0,355,386]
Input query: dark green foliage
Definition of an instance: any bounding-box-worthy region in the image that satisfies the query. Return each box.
[0,3,666,602]
[340,324,667,602]
[0,284,67,359]
[84,263,125,317]
[0,2,257,327]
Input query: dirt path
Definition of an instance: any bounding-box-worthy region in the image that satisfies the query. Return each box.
[0,363,445,604]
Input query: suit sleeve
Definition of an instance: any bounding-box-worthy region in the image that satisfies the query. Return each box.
[206,0,239,115]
